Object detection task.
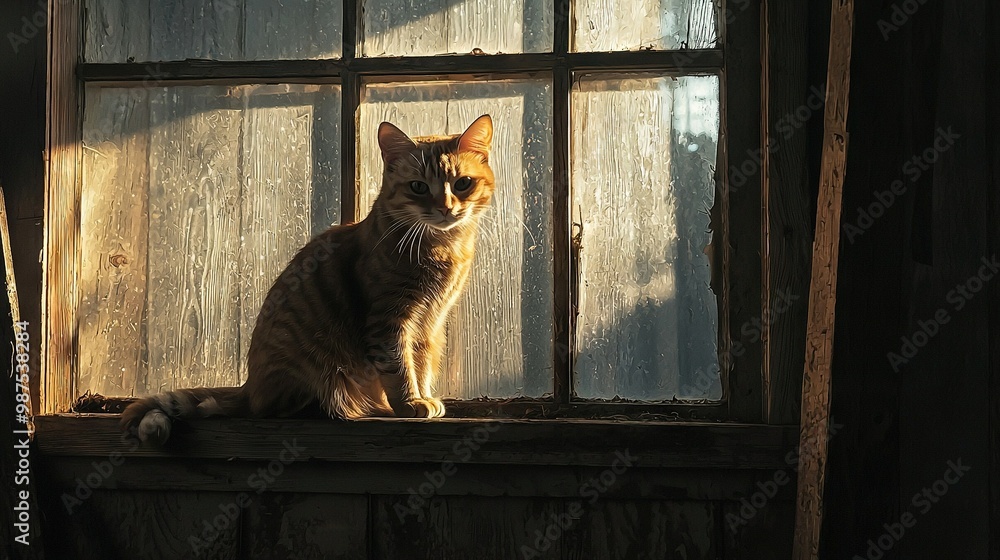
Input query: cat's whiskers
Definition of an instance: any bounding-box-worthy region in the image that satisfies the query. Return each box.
[415,224,428,263]
[396,222,422,261]
[408,223,427,263]
[372,212,414,252]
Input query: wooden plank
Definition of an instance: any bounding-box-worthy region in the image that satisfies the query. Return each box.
[76,50,725,82]
[78,87,150,398]
[241,493,367,559]
[1,185,33,437]
[146,87,243,393]
[73,393,758,421]
[238,90,315,382]
[762,0,812,424]
[561,500,717,560]
[41,456,784,501]
[721,0,764,422]
[791,0,854,557]
[1,186,22,327]
[43,0,81,413]
[815,0,901,553]
[40,490,240,559]
[34,416,798,468]
[372,495,562,560]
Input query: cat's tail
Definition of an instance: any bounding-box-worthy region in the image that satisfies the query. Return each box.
[120,387,248,446]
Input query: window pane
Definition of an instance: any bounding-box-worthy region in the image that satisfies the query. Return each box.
[361,0,552,56]
[359,79,554,398]
[572,0,716,52]
[572,74,720,401]
[79,84,341,397]
[84,0,343,62]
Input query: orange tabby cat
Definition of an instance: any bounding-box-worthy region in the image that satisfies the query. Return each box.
[122,115,495,444]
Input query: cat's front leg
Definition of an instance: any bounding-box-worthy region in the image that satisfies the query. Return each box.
[365,323,442,418]
[411,326,446,417]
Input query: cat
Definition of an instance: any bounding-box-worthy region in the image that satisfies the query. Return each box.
[121,115,496,445]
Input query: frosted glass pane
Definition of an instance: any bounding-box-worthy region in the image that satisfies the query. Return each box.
[359,80,553,398]
[79,84,340,397]
[572,74,720,401]
[361,0,552,56]
[84,0,343,62]
[573,0,716,51]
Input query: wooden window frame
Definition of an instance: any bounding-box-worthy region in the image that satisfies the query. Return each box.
[43,0,809,427]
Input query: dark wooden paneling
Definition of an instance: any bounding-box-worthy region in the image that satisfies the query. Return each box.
[724,500,794,559]
[41,457,791,502]
[561,500,717,560]
[0,2,47,557]
[723,0,765,423]
[371,495,563,560]
[43,490,241,560]
[241,493,368,560]
[896,0,990,557]
[1,0,47,417]
[762,0,812,425]
[822,0,903,554]
[35,416,798,469]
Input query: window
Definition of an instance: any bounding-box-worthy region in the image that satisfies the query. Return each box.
[45,0,766,421]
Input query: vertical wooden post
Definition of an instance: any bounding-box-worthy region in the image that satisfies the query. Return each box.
[1,185,34,436]
[43,0,81,413]
[792,0,854,557]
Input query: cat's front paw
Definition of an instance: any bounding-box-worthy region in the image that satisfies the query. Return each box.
[395,397,446,419]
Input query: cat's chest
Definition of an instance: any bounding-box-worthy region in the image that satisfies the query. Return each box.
[413,256,468,292]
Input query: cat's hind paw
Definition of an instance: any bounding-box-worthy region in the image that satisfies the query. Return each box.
[395,397,446,419]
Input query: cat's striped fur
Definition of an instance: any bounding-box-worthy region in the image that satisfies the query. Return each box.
[121,115,495,445]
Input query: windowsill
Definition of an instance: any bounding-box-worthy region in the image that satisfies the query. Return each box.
[34,414,797,469]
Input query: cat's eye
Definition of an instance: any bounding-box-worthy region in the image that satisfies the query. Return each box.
[410,181,429,194]
[453,177,473,192]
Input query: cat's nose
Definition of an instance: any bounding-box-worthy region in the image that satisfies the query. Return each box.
[435,208,451,217]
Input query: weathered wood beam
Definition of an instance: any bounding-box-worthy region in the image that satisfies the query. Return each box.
[792,0,854,557]
[43,0,81,414]
[76,50,725,83]
[1,185,33,434]
[35,415,797,469]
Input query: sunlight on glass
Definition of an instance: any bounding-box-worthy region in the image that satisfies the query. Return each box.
[79,84,341,397]
[572,74,721,401]
[359,80,554,398]
[84,0,343,61]
[361,0,552,56]
[573,0,716,51]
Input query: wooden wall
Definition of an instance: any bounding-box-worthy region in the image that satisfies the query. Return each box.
[824,0,997,557]
[2,0,998,558]
[33,417,799,559]
[1,0,49,558]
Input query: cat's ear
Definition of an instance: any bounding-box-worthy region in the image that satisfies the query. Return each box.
[457,115,493,160]
[378,122,418,163]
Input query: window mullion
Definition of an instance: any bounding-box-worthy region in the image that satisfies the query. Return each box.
[552,0,573,405]
[342,0,361,222]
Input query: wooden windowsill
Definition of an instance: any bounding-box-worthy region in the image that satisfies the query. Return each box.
[34,414,797,469]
